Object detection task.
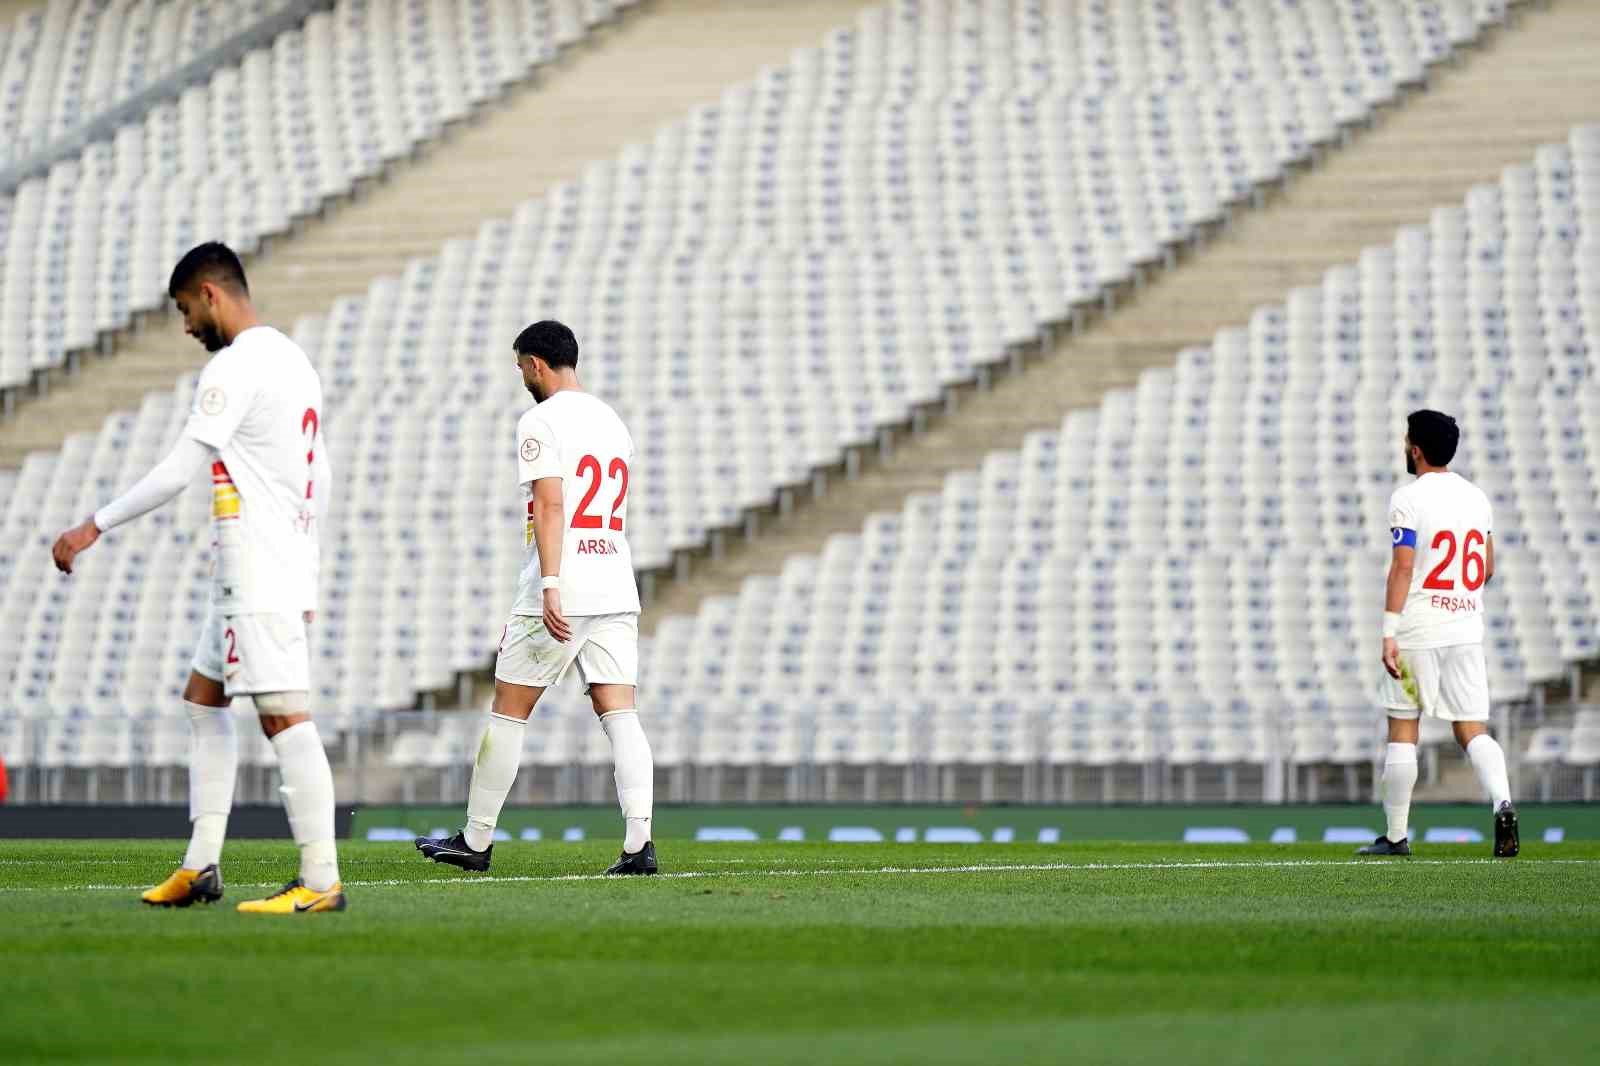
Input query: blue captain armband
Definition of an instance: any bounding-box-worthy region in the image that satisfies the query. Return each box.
[1391,527,1417,548]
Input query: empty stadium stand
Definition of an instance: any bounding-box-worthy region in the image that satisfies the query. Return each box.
[0,0,872,451]
[1,0,638,407]
[3,0,1599,805]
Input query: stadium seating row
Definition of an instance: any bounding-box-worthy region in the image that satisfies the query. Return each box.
[2,0,275,169]
[4,3,1587,805]
[619,124,1600,708]
[1,0,1525,723]
[1,0,627,392]
[11,120,1593,725]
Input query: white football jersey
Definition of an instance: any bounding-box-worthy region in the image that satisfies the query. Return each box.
[184,326,327,614]
[511,390,640,617]
[1386,471,1493,649]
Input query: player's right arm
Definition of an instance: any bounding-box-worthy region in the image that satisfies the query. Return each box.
[52,435,215,574]
[530,476,569,641]
[54,356,250,574]
[1381,489,1418,679]
[517,411,568,641]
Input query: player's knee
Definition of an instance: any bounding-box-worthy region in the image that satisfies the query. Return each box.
[254,691,309,716]
[491,680,541,720]
[184,671,228,707]
[255,692,311,739]
[1385,716,1420,744]
[1453,721,1487,748]
[588,684,636,717]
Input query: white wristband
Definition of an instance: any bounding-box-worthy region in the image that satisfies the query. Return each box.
[541,575,560,590]
[1382,611,1402,639]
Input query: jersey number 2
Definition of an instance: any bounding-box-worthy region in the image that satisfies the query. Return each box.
[1422,529,1487,591]
[301,408,319,501]
[572,455,628,531]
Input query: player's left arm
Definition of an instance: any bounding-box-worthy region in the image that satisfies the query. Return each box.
[52,435,215,574]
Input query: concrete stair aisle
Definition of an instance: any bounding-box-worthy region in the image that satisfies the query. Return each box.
[0,0,876,466]
[639,0,1600,633]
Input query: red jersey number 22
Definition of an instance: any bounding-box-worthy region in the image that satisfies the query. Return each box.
[572,455,628,532]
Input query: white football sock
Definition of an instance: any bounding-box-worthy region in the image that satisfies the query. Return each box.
[1382,742,1418,843]
[600,709,653,853]
[182,700,237,870]
[1466,733,1512,810]
[464,713,526,852]
[270,721,340,892]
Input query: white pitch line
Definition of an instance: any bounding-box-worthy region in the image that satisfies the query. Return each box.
[5,857,1597,895]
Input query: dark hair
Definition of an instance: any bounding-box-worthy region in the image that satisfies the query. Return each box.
[168,241,249,298]
[513,320,579,369]
[1407,409,1459,466]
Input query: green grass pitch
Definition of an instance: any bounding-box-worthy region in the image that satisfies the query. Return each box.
[5,839,1599,1065]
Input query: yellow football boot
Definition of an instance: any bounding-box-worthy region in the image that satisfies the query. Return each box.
[141,864,224,907]
[236,878,347,914]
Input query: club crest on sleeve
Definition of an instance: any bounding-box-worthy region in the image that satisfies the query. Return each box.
[521,438,541,462]
[200,387,227,416]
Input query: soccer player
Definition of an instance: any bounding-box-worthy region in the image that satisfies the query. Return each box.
[51,242,347,912]
[416,320,655,875]
[1363,409,1517,858]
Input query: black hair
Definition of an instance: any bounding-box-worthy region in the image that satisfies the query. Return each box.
[1407,409,1459,466]
[513,320,579,369]
[168,241,249,298]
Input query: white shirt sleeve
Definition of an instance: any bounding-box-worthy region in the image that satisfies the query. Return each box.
[93,435,215,532]
[1387,487,1418,541]
[516,411,561,486]
[184,352,255,451]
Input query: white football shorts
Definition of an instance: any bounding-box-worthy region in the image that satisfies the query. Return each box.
[495,612,638,691]
[1379,643,1490,722]
[191,604,310,697]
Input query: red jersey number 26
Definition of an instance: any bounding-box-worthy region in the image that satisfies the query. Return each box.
[1422,529,1487,591]
[572,455,628,532]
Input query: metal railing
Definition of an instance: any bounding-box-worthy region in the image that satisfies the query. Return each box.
[1,701,1562,807]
